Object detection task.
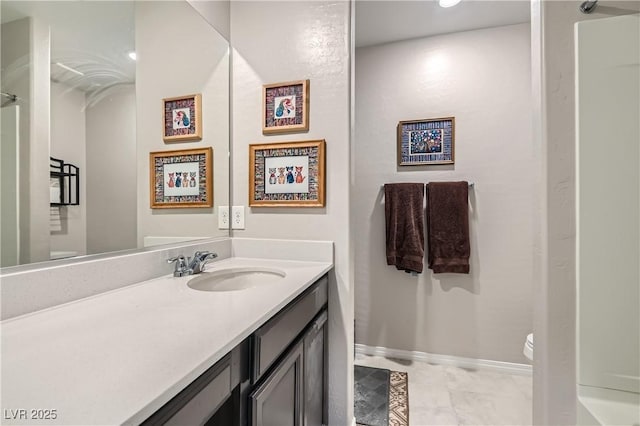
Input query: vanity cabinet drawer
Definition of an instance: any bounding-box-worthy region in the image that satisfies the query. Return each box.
[252,275,328,384]
[143,340,247,426]
[164,362,231,426]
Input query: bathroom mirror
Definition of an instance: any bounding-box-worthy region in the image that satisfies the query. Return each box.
[0,1,230,268]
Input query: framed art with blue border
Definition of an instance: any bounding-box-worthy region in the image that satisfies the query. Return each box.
[397,117,455,166]
[262,80,309,135]
[149,147,212,208]
[249,140,325,207]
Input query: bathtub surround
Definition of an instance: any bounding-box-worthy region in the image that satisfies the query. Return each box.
[355,23,533,364]
[230,2,353,423]
[534,1,640,424]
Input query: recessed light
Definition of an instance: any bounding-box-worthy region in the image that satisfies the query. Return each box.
[439,0,462,7]
[128,52,137,61]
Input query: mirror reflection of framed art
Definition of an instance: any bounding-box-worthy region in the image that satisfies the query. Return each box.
[162,94,202,142]
[150,147,212,208]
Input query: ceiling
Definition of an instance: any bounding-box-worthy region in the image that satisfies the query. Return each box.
[1,0,530,86]
[1,1,135,93]
[355,0,531,48]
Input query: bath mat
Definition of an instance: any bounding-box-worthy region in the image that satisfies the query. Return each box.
[355,366,409,426]
[389,371,409,426]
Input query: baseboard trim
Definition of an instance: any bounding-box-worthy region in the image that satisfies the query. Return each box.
[355,344,532,376]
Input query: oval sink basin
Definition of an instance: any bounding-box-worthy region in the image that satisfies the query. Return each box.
[187,267,286,292]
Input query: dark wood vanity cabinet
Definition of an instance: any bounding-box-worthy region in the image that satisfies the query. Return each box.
[143,274,328,426]
[142,340,249,426]
[248,275,328,426]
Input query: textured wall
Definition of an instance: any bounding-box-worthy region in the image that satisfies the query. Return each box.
[229,1,353,423]
[354,23,534,363]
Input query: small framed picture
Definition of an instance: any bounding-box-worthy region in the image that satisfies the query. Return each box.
[162,94,202,142]
[249,140,325,207]
[397,117,455,166]
[149,147,212,208]
[262,80,309,134]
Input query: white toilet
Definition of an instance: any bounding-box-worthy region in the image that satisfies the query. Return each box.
[523,333,533,361]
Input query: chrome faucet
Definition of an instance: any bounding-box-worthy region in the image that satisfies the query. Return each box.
[167,255,191,277]
[188,251,218,274]
[167,251,218,277]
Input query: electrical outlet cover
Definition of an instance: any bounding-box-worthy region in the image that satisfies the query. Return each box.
[218,206,230,229]
[231,206,245,229]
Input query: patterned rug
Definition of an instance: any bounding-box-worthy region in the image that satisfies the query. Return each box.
[355,366,409,426]
[389,371,409,426]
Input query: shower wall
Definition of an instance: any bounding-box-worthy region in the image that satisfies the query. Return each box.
[537,2,640,424]
[576,12,639,395]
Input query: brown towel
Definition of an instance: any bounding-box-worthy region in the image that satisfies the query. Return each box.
[385,183,425,273]
[426,182,470,274]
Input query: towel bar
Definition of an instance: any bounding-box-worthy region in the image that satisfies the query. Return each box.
[381,182,474,189]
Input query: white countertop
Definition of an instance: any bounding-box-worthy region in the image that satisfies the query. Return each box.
[0,257,332,425]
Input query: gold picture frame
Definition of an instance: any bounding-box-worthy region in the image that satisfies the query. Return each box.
[262,80,310,134]
[162,94,202,142]
[249,140,325,207]
[149,147,212,208]
[397,117,455,166]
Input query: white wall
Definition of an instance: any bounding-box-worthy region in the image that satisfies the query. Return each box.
[534,1,640,424]
[1,17,50,264]
[28,17,51,264]
[230,1,353,423]
[0,105,20,267]
[135,1,229,245]
[1,18,30,267]
[186,0,230,42]
[50,81,87,257]
[354,23,533,363]
[86,84,137,255]
[1,18,29,267]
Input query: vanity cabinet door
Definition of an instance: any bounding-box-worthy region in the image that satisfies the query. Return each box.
[249,340,304,426]
[303,310,327,426]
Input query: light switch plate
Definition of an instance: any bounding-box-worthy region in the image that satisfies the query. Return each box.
[232,206,245,229]
[218,206,229,229]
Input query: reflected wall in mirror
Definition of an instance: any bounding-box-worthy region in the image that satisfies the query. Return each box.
[0,1,230,268]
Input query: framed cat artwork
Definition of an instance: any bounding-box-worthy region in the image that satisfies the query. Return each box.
[249,140,325,207]
[162,94,202,142]
[262,80,309,135]
[149,147,212,208]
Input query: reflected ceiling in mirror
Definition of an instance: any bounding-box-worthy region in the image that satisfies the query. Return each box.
[2,1,135,97]
[0,1,230,270]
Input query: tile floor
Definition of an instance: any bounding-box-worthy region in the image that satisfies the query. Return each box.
[355,354,532,426]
